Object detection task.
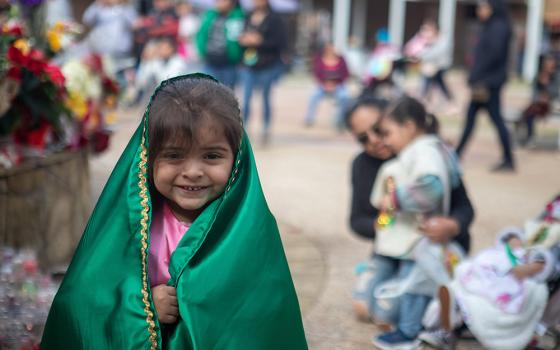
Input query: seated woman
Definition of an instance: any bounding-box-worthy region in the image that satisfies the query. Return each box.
[515,54,557,146]
[304,42,349,129]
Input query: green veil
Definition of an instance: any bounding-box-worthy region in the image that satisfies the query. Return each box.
[41,74,308,349]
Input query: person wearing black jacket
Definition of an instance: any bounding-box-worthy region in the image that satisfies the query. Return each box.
[238,0,287,144]
[346,97,475,348]
[456,0,514,172]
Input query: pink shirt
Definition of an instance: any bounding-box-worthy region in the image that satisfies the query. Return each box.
[148,202,190,287]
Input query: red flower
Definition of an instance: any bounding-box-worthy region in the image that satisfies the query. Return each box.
[5,25,24,37]
[29,48,45,61]
[26,49,47,75]
[83,53,103,73]
[6,66,22,81]
[7,45,29,66]
[27,59,46,76]
[44,64,65,88]
[102,76,119,95]
[25,122,52,149]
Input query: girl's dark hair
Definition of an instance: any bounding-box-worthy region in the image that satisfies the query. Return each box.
[344,96,389,129]
[147,77,242,179]
[386,96,439,135]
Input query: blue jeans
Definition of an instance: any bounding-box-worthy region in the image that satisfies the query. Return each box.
[304,85,349,127]
[203,64,238,89]
[353,255,431,338]
[422,69,452,101]
[241,63,284,133]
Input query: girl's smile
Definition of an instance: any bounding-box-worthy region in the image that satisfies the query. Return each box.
[177,185,209,192]
[153,118,235,223]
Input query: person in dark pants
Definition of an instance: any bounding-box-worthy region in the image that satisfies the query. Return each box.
[346,97,475,349]
[238,0,287,144]
[456,0,514,172]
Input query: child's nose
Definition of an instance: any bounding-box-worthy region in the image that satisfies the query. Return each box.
[181,161,203,179]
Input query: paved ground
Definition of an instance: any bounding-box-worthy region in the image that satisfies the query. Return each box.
[90,70,560,349]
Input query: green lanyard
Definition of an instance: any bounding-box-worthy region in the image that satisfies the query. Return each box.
[505,243,519,267]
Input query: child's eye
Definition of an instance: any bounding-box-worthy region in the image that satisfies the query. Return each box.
[162,152,183,160]
[204,153,222,160]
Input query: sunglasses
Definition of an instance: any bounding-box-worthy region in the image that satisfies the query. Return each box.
[357,124,384,145]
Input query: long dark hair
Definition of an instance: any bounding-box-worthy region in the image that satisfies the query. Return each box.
[147,76,243,180]
[386,96,439,135]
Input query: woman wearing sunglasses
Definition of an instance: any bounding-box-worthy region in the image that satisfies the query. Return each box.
[345,96,475,349]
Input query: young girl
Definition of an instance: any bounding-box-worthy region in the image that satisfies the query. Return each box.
[370,96,463,349]
[41,74,308,349]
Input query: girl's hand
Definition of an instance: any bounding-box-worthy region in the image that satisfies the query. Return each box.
[152,285,179,324]
[238,32,262,46]
[418,216,459,243]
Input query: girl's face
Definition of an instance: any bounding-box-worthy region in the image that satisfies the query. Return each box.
[543,57,556,73]
[153,117,235,223]
[216,0,233,13]
[252,0,268,10]
[154,0,171,11]
[507,236,523,249]
[380,117,418,154]
[176,3,192,17]
[101,0,119,6]
[422,23,438,41]
[323,43,336,57]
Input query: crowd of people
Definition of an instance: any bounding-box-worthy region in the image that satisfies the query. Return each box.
[342,1,560,349]
[26,0,560,349]
[59,0,289,144]
[305,0,560,170]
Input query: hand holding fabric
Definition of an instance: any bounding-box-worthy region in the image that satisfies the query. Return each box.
[152,285,179,324]
[418,216,459,243]
[238,31,262,47]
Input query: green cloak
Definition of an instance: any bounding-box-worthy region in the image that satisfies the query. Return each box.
[41,74,308,350]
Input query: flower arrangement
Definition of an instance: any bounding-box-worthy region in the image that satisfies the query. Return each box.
[0,20,120,168]
[62,53,119,154]
[0,24,71,153]
[46,20,81,56]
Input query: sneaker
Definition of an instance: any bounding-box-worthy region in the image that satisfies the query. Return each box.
[490,161,515,173]
[418,329,457,350]
[372,329,418,350]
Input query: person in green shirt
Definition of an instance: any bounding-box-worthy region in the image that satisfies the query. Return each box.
[41,74,308,349]
[196,0,244,89]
